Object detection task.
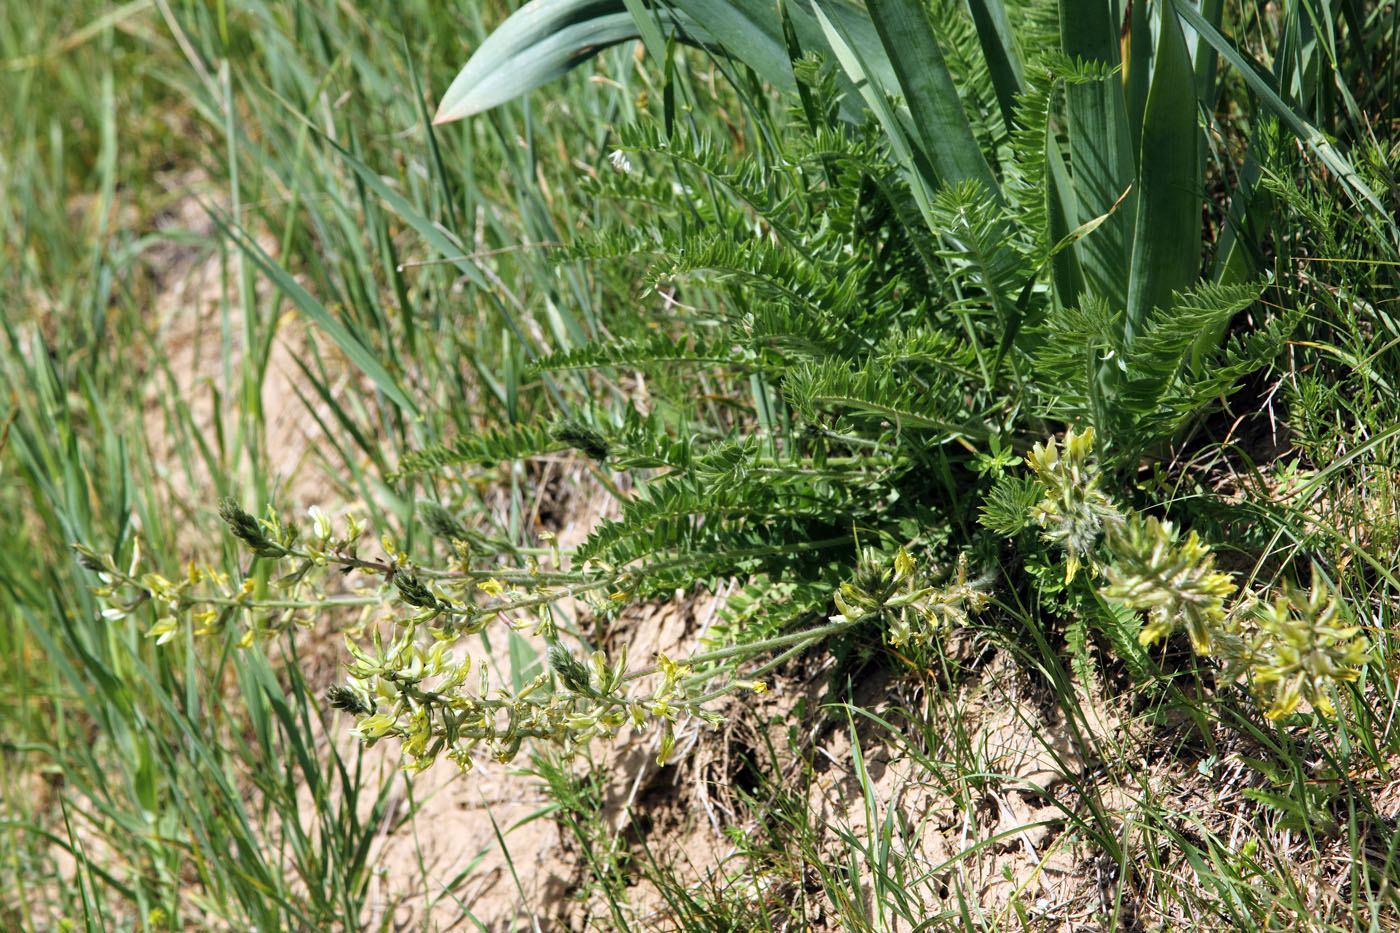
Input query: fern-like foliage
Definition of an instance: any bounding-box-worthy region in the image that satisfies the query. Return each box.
[573,466,868,601]
[1025,281,1286,449]
[1004,59,1059,263]
[783,356,981,440]
[1124,293,1297,434]
[1029,296,1123,425]
[930,179,1034,327]
[643,232,875,323]
[979,473,1041,537]
[1087,590,1154,683]
[529,334,746,375]
[393,422,564,477]
[390,1,1302,702]
[1117,282,1264,411]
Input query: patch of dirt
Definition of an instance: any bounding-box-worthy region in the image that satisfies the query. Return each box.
[586,644,1131,933]
[138,170,353,529]
[574,640,1400,933]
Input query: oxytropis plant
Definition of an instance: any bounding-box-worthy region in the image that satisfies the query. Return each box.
[81,497,989,772]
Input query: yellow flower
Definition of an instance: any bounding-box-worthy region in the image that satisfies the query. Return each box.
[146,616,179,646]
[893,547,916,582]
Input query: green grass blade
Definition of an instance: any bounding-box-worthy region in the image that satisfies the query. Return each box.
[620,0,671,64]
[204,206,421,418]
[1125,0,1200,341]
[1170,0,1399,244]
[1212,145,1273,286]
[1192,0,1224,114]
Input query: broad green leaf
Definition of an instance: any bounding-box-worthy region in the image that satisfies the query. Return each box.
[1122,0,1150,157]
[1125,0,1200,341]
[1047,151,1086,308]
[785,0,898,92]
[434,0,692,122]
[1047,183,1134,262]
[666,0,801,89]
[667,0,902,123]
[866,0,1003,201]
[1059,0,1137,309]
[434,0,893,124]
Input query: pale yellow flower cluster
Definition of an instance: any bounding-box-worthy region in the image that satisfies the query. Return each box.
[1026,430,1371,720]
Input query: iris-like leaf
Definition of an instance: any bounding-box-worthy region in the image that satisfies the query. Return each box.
[435,0,895,124]
[1124,0,1200,342]
[865,0,1002,201]
[434,0,692,123]
[1057,0,1136,311]
[963,0,1024,134]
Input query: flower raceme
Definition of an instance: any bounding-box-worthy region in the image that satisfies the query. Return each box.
[1024,429,1371,719]
[1025,427,1124,584]
[829,546,988,648]
[81,500,795,773]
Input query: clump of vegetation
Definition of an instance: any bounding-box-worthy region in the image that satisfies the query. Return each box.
[5,0,1400,926]
[138,0,1381,766]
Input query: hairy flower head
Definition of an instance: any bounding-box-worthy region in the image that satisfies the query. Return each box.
[1101,515,1235,655]
[1026,428,1123,583]
[1247,568,1370,719]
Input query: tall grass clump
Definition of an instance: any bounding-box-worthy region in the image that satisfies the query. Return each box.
[1,0,691,926]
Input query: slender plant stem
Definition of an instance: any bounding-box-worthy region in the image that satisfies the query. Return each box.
[626,612,877,684]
